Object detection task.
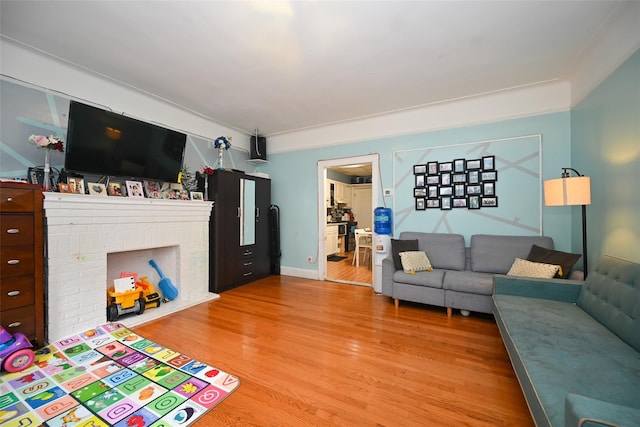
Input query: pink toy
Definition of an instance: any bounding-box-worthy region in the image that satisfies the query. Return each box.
[0,325,35,372]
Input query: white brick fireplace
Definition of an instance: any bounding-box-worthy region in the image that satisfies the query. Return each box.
[44,193,216,342]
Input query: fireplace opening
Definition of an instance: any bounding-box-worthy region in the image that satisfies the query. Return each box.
[106,246,179,325]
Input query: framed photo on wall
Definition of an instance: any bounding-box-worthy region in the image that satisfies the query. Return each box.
[441,197,452,210]
[481,196,498,207]
[426,198,440,209]
[427,162,438,175]
[469,195,480,209]
[481,171,497,181]
[468,170,480,184]
[453,159,465,173]
[414,164,427,175]
[453,198,467,208]
[482,155,495,170]
[466,159,481,170]
[415,174,425,187]
[415,198,425,210]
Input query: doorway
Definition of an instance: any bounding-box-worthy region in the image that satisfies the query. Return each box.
[317,154,379,287]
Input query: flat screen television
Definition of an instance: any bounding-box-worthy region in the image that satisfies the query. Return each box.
[64,101,186,182]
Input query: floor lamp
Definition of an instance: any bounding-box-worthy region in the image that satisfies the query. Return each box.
[543,168,591,277]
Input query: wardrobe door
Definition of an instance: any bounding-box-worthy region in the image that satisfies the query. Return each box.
[253,177,272,279]
[209,171,241,292]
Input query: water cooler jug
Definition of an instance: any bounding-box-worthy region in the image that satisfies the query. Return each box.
[373,207,393,294]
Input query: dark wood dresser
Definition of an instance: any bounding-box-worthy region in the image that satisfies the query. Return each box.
[0,182,45,346]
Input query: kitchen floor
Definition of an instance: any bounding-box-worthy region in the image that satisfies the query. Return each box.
[326,250,373,285]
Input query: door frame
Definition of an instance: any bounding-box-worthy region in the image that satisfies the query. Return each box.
[317,154,380,284]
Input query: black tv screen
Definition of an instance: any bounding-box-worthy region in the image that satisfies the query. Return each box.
[65,101,186,182]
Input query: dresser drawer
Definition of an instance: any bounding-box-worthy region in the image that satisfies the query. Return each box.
[0,276,35,309]
[0,305,36,338]
[0,187,36,213]
[1,215,34,246]
[0,246,35,278]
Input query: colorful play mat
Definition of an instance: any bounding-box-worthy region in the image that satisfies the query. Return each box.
[0,323,239,426]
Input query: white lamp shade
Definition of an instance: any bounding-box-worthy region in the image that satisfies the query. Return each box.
[544,176,591,206]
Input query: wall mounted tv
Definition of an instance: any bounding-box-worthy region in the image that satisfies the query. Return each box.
[64,101,187,182]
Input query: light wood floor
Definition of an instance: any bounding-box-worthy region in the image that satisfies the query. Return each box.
[326,250,373,285]
[133,275,533,426]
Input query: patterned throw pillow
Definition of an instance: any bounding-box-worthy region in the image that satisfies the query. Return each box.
[399,251,433,274]
[506,258,560,278]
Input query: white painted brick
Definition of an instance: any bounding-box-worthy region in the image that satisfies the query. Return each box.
[44,194,214,342]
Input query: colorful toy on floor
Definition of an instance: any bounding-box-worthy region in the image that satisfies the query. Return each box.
[0,325,35,372]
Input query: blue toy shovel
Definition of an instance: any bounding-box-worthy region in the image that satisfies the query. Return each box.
[149,259,179,301]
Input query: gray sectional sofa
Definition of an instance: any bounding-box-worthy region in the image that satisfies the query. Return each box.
[381,232,571,316]
[493,255,640,426]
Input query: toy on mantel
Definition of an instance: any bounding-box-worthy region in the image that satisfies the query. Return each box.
[0,325,35,372]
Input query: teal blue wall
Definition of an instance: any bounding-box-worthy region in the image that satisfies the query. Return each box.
[263,112,572,271]
[571,49,640,265]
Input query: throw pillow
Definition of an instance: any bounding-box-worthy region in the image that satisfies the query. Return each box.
[526,244,581,279]
[507,258,560,279]
[391,239,419,270]
[399,251,433,274]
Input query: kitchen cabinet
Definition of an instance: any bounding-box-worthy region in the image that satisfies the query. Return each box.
[326,224,339,256]
[0,182,44,346]
[208,170,271,293]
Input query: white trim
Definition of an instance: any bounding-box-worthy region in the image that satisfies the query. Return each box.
[318,154,380,285]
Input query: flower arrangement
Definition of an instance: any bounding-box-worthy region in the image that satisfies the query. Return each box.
[214,136,232,150]
[199,166,215,175]
[29,134,64,152]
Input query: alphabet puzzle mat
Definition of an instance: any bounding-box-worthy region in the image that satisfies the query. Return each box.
[0,323,240,426]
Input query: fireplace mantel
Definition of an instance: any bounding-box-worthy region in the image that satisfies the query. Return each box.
[44,192,215,342]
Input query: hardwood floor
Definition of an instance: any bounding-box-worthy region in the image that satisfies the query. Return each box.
[133,275,533,426]
[326,250,373,285]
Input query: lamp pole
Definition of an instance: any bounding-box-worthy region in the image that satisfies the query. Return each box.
[562,168,589,278]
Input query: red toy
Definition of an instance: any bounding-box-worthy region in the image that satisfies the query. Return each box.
[0,325,35,372]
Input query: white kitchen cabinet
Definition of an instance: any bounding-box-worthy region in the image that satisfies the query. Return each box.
[326,224,339,256]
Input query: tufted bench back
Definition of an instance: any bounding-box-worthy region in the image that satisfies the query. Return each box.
[577,255,640,352]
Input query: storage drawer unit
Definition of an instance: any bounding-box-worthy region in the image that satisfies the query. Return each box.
[0,182,45,346]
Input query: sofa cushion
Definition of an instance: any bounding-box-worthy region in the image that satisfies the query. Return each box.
[526,244,581,279]
[443,270,494,295]
[506,258,560,279]
[576,255,640,352]
[399,251,433,273]
[393,269,445,289]
[391,239,419,270]
[470,234,553,274]
[399,232,465,271]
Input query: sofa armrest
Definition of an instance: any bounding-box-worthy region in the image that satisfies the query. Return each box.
[565,393,640,427]
[493,275,583,303]
[381,257,395,297]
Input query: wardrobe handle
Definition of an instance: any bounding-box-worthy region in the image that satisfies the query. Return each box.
[7,228,20,234]
[7,259,20,265]
[7,290,21,297]
[8,322,21,328]
[6,197,13,202]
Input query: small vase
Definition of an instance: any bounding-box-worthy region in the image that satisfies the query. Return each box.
[43,149,51,191]
[217,147,224,170]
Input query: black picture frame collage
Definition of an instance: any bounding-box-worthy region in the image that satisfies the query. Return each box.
[413,155,498,211]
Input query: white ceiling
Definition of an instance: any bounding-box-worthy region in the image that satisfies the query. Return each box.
[0,1,626,138]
